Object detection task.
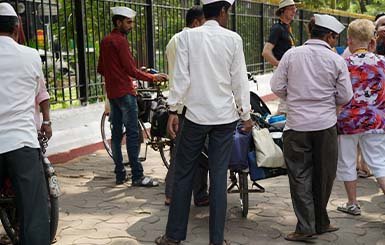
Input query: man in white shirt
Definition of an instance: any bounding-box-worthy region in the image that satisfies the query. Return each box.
[156,1,252,245]
[270,14,353,242]
[0,3,50,244]
[163,5,209,208]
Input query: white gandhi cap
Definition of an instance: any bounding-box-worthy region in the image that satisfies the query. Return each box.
[314,14,345,34]
[0,2,17,17]
[111,6,136,19]
[202,0,235,5]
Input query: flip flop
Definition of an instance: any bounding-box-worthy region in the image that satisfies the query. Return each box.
[284,232,316,242]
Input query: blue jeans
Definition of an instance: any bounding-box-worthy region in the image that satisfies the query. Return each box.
[165,118,237,244]
[109,94,143,182]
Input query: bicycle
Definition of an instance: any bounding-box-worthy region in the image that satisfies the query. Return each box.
[0,134,60,244]
[100,74,173,169]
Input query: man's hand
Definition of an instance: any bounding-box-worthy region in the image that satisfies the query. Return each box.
[153,73,168,82]
[40,124,52,140]
[167,114,179,139]
[240,119,253,133]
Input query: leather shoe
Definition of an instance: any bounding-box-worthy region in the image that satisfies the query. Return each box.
[317,225,339,234]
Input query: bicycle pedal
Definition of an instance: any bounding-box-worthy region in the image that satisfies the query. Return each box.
[123,162,131,166]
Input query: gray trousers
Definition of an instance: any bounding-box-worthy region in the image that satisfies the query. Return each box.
[283,125,337,234]
[0,147,50,245]
[165,115,209,201]
[165,118,237,244]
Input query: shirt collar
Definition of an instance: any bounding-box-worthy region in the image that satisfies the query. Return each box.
[304,39,332,50]
[182,27,190,31]
[203,20,220,27]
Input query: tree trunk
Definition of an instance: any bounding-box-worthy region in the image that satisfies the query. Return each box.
[359,0,367,13]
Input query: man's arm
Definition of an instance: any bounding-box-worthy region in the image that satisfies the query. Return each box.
[39,99,52,139]
[36,78,52,139]
[335,60,353,105]
[270,52,289,99]
[117,39,167,82]
[262,42,279,67]
[230,39,251,119]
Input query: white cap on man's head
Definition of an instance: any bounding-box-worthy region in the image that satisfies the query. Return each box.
[277,0,296,10]
[314,14,345,34]
[111,6,136,19]
[0,2,17,17]
[202,0,235,5]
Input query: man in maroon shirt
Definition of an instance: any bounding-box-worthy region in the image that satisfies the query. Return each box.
[98,6,168,186]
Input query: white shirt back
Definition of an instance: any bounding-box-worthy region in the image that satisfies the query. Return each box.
[168,20,250,125]
[0,36,42,153]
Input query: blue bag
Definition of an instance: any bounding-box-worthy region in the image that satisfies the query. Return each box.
[228,126,251,171]
[247,151,266,181]
[248,151,287,181]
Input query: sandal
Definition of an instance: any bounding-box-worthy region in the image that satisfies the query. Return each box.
[284,232,315,242]
[155,235,181,245]
[317,225,339,234]
[357,169,372,178]
[132,176,159,187]
[194,196,209,207]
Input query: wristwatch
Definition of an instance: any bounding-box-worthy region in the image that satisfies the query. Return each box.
[168,110,178,115]
[42,120,52,126]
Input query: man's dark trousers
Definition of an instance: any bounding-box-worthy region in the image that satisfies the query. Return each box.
[165,118,237,244]
[283,125,338,234]
[0,147,50,245]
[165,114,208,202]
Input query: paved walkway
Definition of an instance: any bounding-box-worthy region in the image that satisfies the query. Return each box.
[43,149,385,244]
[1,99,384,244]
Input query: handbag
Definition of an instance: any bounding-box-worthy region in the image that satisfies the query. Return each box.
[252,127,285,168]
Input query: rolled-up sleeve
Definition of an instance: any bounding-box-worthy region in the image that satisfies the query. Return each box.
[231,38,250,121]
[335,60,353,105]
[270,52,289,99]
[168,31,190,112]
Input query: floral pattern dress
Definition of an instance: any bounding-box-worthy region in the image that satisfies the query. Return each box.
[337,52,385,135]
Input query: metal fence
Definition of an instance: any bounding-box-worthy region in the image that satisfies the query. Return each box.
[9,0,352,108]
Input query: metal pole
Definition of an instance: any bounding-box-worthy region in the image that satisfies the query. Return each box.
[75,0,88,105]
[146,0,155,68]
[232,1,237,32]
[260,3,265,73]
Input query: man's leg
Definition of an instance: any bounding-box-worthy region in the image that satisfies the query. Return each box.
[165,119,208,241]
[359,134,385,194]
[119,94,143,182]
[192,153,209,204]
[5,147,50,245]
[283,130,315,234]
[165,115,185,202]
[337,134,359,205]
[109,98,126,183]
[207,121,237,244]
[312,126,338,233]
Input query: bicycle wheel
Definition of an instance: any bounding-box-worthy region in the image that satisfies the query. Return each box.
[238,171,249,218]
[0,194,58,244]
[157,137,174,169]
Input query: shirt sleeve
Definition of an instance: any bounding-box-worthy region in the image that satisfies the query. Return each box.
[270,51,289,99]
[166,35,177,87]
[335,60,353,105]
[35,78,50,105]
[167,31,190,111]
[230,38,250,121]
[116,38,154,82]
[268,24,282,46]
